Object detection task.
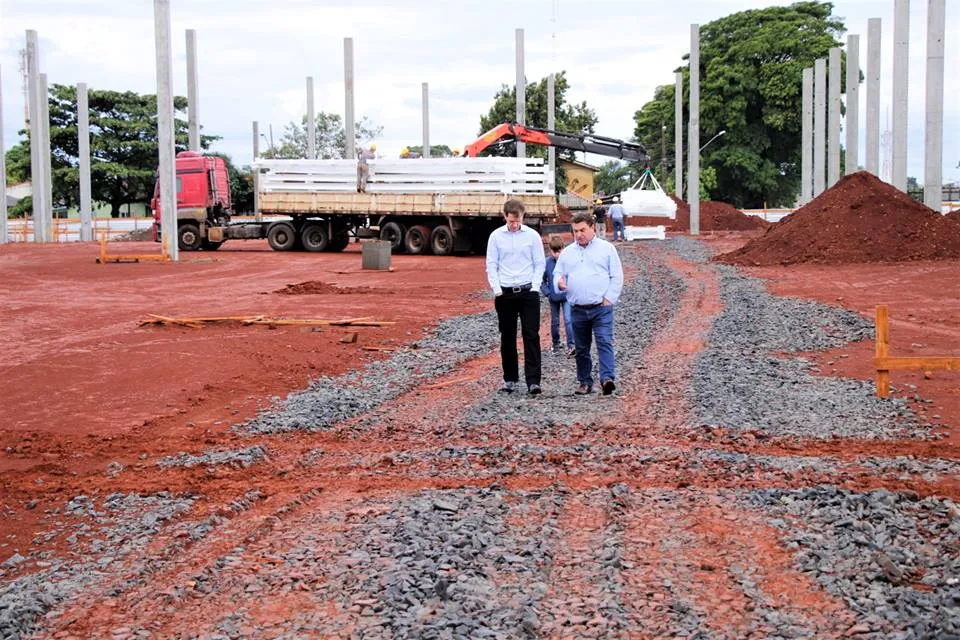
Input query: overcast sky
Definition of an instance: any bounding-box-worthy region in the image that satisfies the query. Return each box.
[1,0,958,184]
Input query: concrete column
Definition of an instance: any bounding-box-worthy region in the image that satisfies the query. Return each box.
[25,30,45,242]
[675,72,683,199]
[154,0,178,261]
[185,29,199,152]
[39,73,53,242]
[253,121,261,222]
[892,0,909,191]
[547,73,556,176]
[865,18,882,176]
[515,28,525,158]
[828,47,841,187]
[343,37,355,160]
[306,76,316,159]
[0,65,7,244]
[924,0,945,211]
[422,82,430,158]
[814,58,826,196]
[689,24,700,235]
[801,67,813,204]
[845,35,860,174]
[78,82,93,242]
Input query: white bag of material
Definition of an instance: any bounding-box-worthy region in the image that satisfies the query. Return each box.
[625,225,666,241]
[619,170,677,219]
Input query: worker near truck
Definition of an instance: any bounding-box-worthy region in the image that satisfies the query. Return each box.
[486,199,546,396]
[609,196,626,241]
[357,143,377,192]
[593,199,607,238]
[554,211,624,396]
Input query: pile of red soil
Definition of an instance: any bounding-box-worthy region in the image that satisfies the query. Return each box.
[715,171,960,266]
[946,208,960,223]
[625,196,767,232]
[274,281,385,295]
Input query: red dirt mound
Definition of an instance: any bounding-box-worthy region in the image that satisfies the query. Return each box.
[625,196,766,232]
[715,171,960,266]
[274,281,386,295]
[946,209,960,223]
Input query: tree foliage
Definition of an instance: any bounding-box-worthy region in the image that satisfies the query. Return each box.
[633,1,846,207]
[403,144,455,158]
[262,113,382,159]
[4,84,218,216]
[593,161,636,197]
[478,71,598,192]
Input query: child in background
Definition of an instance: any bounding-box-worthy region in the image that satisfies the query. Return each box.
[541,236,576,357]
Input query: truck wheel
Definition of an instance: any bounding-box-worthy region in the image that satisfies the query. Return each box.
[201,240,223,251]
[178,223,202,251]
[379,221,406,253]
[267,222,297,251]
[300,224,329,252]
[404,225,431,255]
[327,233,350,252]
[430,225,454,256]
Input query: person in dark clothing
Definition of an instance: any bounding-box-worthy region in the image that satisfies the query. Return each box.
[592,199,607,239]
[541,236,576,357]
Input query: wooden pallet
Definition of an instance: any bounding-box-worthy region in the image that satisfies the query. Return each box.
[874,304,960,397]
[97,235,168,264]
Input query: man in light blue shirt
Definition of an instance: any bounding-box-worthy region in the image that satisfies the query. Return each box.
[486,199,547,395]
[609,195,626,241]
[554,211,624,396]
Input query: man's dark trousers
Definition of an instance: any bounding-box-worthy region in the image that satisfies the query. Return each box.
[494,288,541,386]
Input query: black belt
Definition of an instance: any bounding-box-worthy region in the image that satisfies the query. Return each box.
[502,284,531,293]
[573,302,603,309]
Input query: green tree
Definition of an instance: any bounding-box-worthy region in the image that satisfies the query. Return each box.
[5,84,219,217]
[633,1,845,207]
[7,195,32,219]
[478,71,598,192]
[403,144,455,158]
[263,112,382,159]
[594,161,636,197]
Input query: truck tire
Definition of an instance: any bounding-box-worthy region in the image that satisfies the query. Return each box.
[178,223,203,251]
[201,239,223,251]
[300,224,329,252]
[404,225,431,255]
[379,222,406,253]
[267,222,297,251]
[430,225,454,256]
[327,233,350,252]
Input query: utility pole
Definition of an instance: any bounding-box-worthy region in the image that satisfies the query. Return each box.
[689,24,700,235]
[154,0,178,261]
[515,28,526,158]
[185,29,200,152]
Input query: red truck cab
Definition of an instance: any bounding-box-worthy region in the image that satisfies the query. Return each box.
[152,151,231,249]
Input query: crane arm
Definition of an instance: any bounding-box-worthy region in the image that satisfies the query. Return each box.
[463,122,649,163]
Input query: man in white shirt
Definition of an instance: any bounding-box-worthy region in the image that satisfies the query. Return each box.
[485,199,547,395]
[554,211,624,396]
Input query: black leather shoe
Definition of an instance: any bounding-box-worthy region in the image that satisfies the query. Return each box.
[574,384,592,395]
[528,384,542,396]
[601,379,616,396]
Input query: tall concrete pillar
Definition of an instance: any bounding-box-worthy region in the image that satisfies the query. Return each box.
[154,0,178,261]
[547,73,556,176]
[78,82,93,242]
[689,24,700,236]
[845,35,860,174]
[39,73,53,242]
[675,72,683,199]
[814,58,826,196]
[515,28,525,158]
[827,47,841,187]
[422,82,430,158]
[0,66,7,244]
[801,67,813,204]
[25,30,45,242]
[892,0,909,191]
[343,37,355,160]
[924,0,945,211]
[865,18,882,176]
[185,29,200,152]
[306,76,315,159]
[252,121,261,222]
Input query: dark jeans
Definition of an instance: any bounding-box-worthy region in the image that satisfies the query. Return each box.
[549,300,574,348]
[495,290,541,385]
[571,304,615,388]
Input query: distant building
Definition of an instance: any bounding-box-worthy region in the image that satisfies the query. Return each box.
[559,159,599,200]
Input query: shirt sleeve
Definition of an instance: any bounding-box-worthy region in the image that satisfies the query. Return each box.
[531,231,546,290]
[553,248,566,294]
[603,244,625,305]
[485,231,502,296]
